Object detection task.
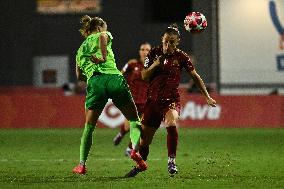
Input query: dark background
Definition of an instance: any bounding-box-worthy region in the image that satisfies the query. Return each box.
[0,0,218,86]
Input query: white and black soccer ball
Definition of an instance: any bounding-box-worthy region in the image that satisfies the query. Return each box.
[184,12,207,33]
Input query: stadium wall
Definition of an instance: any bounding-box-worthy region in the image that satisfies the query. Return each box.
[0,88,283,128]
[0,0,216,86]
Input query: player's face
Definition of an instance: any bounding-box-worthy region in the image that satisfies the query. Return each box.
[139,44,151,60]
[162,33,179,54]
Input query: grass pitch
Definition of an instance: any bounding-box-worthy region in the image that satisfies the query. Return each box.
[0,128,283,189]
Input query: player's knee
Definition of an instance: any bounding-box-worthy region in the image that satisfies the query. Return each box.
[84,123,96,132]
[164,118,178,126]
[165,110,179,126]
[85,120,96,126]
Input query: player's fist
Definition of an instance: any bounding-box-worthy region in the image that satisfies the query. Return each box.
[153,55,163,67]
[206,97,217,107]
[90,55,100,64]
[128,59,138,64]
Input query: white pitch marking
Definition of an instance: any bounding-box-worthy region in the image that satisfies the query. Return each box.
[0,158,161,162]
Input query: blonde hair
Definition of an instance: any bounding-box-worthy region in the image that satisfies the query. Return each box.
[79,15,105,37]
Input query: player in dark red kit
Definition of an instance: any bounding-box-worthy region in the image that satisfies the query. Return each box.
[113,42,151,156]
[125,24,216,177]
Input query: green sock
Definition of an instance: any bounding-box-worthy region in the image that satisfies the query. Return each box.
[79,123,95,164]
[129,120,142,150]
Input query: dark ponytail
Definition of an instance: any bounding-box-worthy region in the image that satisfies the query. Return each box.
[165,23,180,37]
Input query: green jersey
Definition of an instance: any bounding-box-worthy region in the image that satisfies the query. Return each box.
[76,31,121,81]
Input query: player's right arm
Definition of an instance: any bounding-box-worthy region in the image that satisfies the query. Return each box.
[141,49,160,82]
[121,59,137,74]
[91,32,108,64]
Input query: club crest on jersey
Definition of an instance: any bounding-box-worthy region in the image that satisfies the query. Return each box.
[144,57,149,67]
[163,59,168,65]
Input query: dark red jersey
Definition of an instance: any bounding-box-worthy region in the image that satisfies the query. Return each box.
[122,61,149,104]
[144,46,194,102]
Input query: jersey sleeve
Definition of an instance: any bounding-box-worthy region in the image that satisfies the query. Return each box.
[180,51,195,72]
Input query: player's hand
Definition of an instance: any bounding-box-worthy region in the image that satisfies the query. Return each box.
[206,97,217,107]
[90,55,100,64]
[128,59,138,64]
[153,55,162,67]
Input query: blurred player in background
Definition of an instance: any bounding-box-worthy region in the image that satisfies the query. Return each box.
[73,15,147,174]
[125,24,216,177]
[112,42,151,156]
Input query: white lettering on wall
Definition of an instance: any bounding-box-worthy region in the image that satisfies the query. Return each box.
[180,101,221,120]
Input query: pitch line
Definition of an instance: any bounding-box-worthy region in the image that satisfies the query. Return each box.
[0,158,161,162]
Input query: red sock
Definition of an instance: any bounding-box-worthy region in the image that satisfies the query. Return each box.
[139,146,149,161]
[166,126,178,157]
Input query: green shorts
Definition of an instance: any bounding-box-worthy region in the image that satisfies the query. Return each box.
[85,73,133,110]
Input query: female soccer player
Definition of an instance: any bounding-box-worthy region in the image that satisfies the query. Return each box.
[112,42,151,156]
[73,15,147,174]
[125,24,216,177]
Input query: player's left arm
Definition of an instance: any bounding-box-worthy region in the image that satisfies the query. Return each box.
[189,70,216,107]
[181,52,216,107]
[76,64,87,82]
[91,33,108,64]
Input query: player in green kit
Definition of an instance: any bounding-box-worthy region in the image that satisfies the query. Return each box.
[73,15,147,174]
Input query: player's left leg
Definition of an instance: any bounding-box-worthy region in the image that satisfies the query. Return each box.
[73,74,108,174]
[73,108,104,174]
[164,108,180,175]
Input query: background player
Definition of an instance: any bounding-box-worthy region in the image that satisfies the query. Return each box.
[113,42,151,156]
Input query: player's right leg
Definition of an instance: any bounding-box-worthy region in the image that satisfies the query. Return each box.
[116,101,147,171]
[124,142,132,157]
[125,124,157,177]
[123,107,143,156]
[108,74,147,170]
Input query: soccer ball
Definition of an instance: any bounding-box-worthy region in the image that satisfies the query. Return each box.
[184,12,207,33]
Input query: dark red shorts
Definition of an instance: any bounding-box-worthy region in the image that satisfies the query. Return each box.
[142,100,180,129]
